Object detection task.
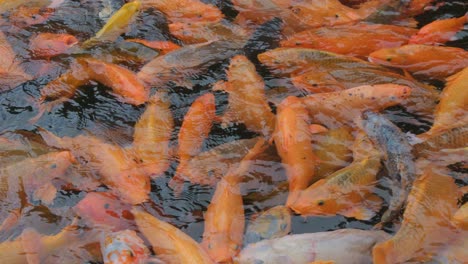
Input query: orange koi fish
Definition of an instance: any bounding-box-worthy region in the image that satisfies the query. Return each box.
[289,133,382,220]
[409,13,468,45]
[8,6,54,27]
[312,126,353,178]
[1,151,74,205]
[169,93,216,191]
[373,169,459,264]
[29,33,78,58]
[132,93,174,178]
[39,130,150,204]
[74,192,133,231]
[0,223,86,264]
[77,57,149,105]
[125,39,181,54]
[169,20,249,44]
[132,209,215,264]
[273,96,318,206]
[300,84,411,128]
[0,31,32,92]
[280,23,417,58]
[213,55,276,138]
[452,203,468,230]
[101,230,150,264]
[280,0,363,28]
[38,60,89,102]
[258,47,438,118]
[202,138,268,263]
[423,67,468,137]
[413,125,468,157]
[140,0,223,23]
[368,44,468,79]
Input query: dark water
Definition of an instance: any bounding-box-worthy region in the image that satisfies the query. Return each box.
[0,0,467,258]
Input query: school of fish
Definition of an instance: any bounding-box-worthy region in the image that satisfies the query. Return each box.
[0,0,467,263]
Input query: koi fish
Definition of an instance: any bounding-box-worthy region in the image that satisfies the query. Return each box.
[77,57,148,105]
[273,96,318,206]
[258,48,438,118]
[409,13,468,45]
[280,23,417,58]
[0,31,32,92]
[83,1,141,47]
[244,205,291,245]
[0,0,51,14]
[201,138,269,263]
[213,55,276,138]
[29,33,78,58]
[0,223,86,264]
[39,130,150,204]
[125,39,181,54]
[175,138,260,187]
[140,0,223,23]
[372,169,459,264]
[289,133,382,220]
[131,92,173,177]
[137,40,243,89]
[413,124,468,156]
[235,229,390,264]
[8,5,54,27]
[169,20,249,44]
[132,209,215,264]
[452,203,468,230]
[74,192,133,231]
[169,93,216,191]
[101,230,150,264]
[312,126,353,178]
[368,44,468,79]
[1,151,74,205]
[300,84,411,128]
[361,110,416,224]
[424,67,468,137]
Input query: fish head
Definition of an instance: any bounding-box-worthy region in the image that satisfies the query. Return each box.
[289,180,341,216]
[203,233,241,263]
[368,47,408,67]
[101,230,149,264]
[74,192,134,230]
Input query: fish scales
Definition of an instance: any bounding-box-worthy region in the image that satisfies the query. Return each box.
[413,125,468,155]
[362,111,416,223]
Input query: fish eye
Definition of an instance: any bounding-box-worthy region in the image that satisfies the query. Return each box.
[386,57,392,62]
[317,200,325,206]
[50,163,57,169]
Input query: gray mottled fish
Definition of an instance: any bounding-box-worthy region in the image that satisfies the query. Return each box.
[244,205,291,246]
[361,110,416,224]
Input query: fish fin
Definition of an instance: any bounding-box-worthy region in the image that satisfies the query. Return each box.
[168,174,185,197]
[37,128,64,149]
[309,124,328,134]
[212,80,228,91]
[343,194,382,220]
[33,182,57,205]
[172,78,194,89]
[21,228,43,264]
